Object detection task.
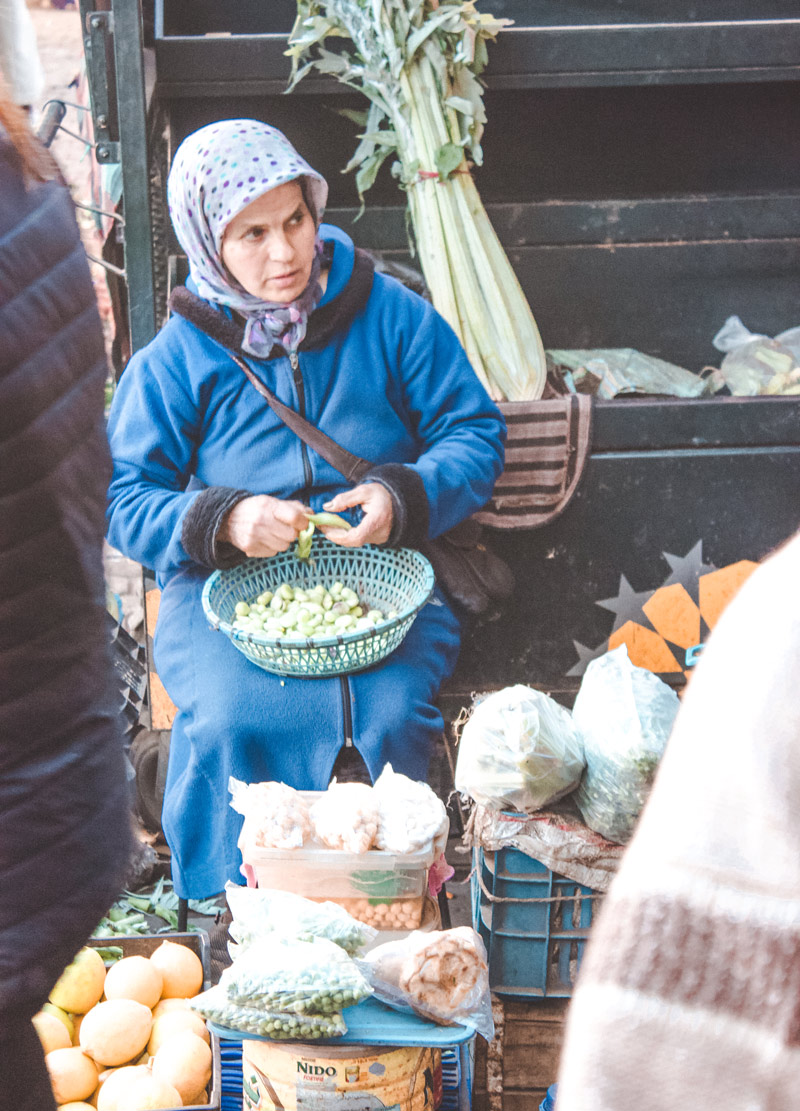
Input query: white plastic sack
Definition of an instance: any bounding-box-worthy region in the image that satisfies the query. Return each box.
[311,781,379,853]
[373,764,449,855]
[229,777,312,849]
[572,646,680,843]
[712,314,800,396]
[455,685,586,812]
[360,927,494,1041]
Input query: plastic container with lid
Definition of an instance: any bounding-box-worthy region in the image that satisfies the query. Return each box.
[240,792,448,931]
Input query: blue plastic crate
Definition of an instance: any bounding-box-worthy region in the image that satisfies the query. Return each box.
[472,845,599,998]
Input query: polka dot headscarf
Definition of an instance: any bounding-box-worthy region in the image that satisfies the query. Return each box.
[167,119,329,356]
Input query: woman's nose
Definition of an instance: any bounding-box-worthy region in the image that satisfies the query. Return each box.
[268,232,294,263]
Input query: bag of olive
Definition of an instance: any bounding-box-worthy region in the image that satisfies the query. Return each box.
[218,935,372,1015]
[224,883,377,957]
[191,984,347,1040]
[572,645,680,844]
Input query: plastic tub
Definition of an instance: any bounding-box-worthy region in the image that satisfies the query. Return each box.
[244,841,433,930]
[241,792,447,930]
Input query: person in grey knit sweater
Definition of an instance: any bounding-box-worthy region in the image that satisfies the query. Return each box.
[557,529,800,1111]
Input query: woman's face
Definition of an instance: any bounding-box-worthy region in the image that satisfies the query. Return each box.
[220,180,316,303]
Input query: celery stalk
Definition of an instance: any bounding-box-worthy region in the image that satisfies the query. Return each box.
[287,0,547,401]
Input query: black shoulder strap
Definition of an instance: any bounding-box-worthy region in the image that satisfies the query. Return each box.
[168,286,373,485]
[232,351,372,485]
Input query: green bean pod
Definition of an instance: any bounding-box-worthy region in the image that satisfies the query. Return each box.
[308,512,352,531]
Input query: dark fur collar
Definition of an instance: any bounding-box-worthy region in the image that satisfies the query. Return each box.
[168,246,375,359]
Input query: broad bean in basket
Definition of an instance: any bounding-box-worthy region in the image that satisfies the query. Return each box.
[232,580,398,640]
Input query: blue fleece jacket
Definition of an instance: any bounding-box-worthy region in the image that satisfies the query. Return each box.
[106,225,505,898]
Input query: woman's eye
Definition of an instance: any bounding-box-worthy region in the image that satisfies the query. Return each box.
[245,227,264,240]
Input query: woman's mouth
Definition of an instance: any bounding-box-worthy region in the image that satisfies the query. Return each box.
[270,271,299,287]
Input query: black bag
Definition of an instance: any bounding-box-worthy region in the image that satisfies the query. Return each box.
[419,518,515,616]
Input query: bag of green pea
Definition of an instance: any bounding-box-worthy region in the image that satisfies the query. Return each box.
[191,984,348,1040]
[218,935,373,1015]
[225,883,377,957]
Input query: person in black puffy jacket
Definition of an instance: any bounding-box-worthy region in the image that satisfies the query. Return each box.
[0,97,131,1110]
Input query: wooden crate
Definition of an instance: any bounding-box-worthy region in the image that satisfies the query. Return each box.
[473,997,569,1111]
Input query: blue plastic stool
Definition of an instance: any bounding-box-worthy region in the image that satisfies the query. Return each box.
[540,1083,558,1110]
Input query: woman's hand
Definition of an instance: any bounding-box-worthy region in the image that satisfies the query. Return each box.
[219,495,309,557]
[320,483,394,547]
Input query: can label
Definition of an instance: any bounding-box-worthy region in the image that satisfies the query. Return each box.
[242,1042,438,1111]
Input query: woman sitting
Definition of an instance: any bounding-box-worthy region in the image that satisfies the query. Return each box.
[106,119,505,899]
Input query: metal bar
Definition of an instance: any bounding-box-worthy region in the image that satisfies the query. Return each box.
[35,100,67,149]
[80,4,116,155]
[52,123,95,148]
[40,97,92,114]
[73,199,124,224]
[85,252,126,279]
[111,0,157,351]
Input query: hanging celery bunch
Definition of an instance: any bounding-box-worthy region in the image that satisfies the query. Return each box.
[287,0,547,402]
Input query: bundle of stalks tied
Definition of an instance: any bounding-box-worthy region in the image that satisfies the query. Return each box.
[287,0,547,402]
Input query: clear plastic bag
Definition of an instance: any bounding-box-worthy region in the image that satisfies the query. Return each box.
[191,985,347,1040]
[225,883,377,956]
[373,764,449,855]
[311,782,379,853]
[712,315,800,396]
[548,347,717,399]
[219,935,372,1014]
[572,646,680,844]
[455,685,586,812]
[360,927,494,1041]
[229,777,312,849]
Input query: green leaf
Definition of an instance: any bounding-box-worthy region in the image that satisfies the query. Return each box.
[93,946,124,964]
[188,897,225,916]
[124,894,153,914]
[445,95,475,118]
[355,145,394,201]
[338,108,369,127]
[406,6,464,60]
[435,142,464,179]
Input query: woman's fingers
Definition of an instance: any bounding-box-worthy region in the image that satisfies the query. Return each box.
[273,499,311,530]
[219,495,309,556]
[321,484,393,547]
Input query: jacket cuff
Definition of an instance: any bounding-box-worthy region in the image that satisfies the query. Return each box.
[182,486,251,569]
[363,464,429,549]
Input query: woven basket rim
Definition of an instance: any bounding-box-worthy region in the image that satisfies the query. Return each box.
[201,541,434,652]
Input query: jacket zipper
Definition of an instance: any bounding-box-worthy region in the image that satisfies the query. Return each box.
[289,351,312,492]
[339,675,353,748]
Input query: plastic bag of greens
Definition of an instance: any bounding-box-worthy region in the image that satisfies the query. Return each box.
[572,646,680,843]
[191,985,347,1039]
[455,685,585,812]
[219,935,372,1014]
[225,883,376,957]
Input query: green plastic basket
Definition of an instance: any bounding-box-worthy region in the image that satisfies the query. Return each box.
[201,537,435,678]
